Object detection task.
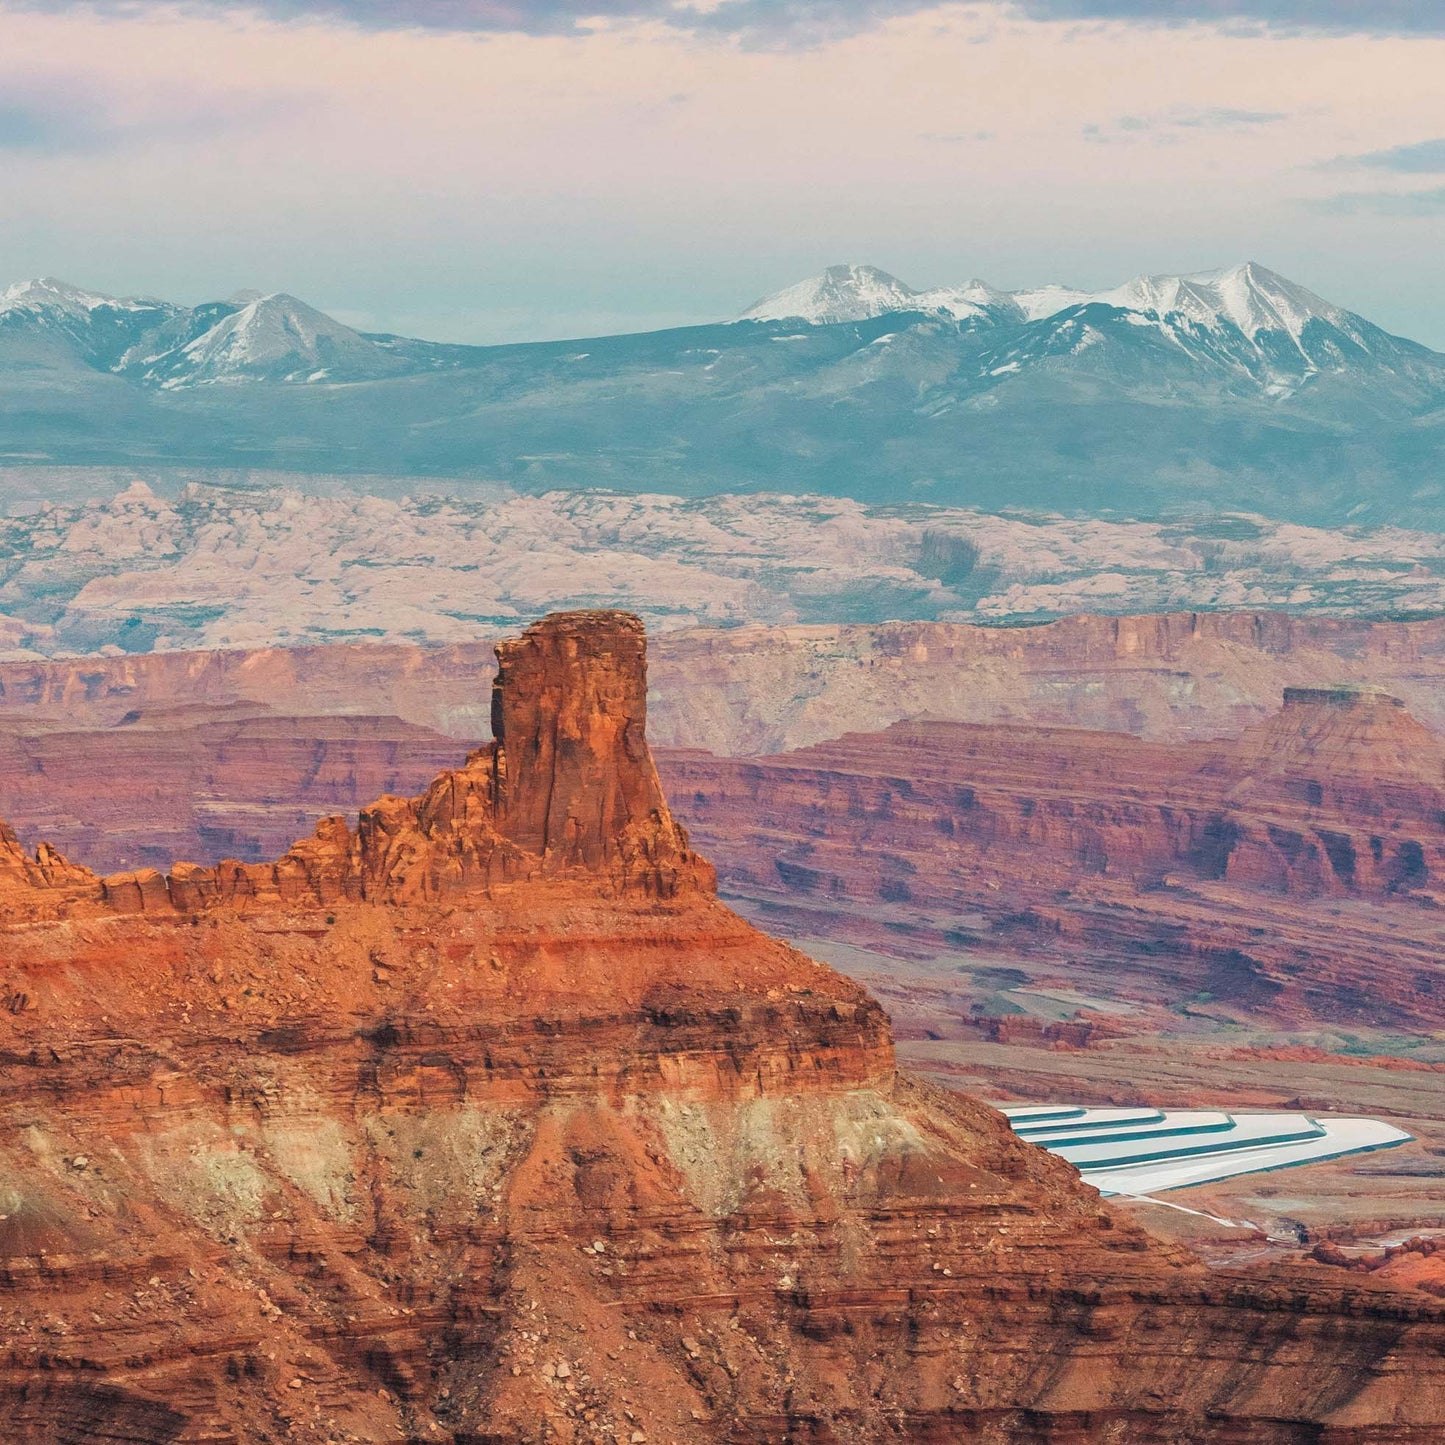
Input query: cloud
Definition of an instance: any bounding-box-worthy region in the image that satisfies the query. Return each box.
[1309,186,1445,216]
[6,0,1444,43]
[0,0,926,43]
[1085,106,1286,142]
[1172,106,1287,128]
[0,82,116,153]
[1010,1,1445,35]
[1323,137,1445,174]
[6,0,1061,50]
[0,71,314,155]
[1311,138,1445,210]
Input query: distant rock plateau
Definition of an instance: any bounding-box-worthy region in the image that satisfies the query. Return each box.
[1,484,1444,657]
[1,609,1443,760]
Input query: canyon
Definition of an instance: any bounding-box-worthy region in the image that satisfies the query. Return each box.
[664,684,1445,1027]
[2,610,1445,1442]
[655,681,1445,1257]
[4,610,1445,756]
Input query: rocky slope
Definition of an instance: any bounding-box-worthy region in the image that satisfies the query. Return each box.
[2,610,1444,1443]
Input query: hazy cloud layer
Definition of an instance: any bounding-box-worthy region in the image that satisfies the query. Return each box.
[6,0,1442,39]
[1312,187,1445,217]
[0,101,101,152]
[1326,137,1445,174]
[3,0,1444,349]
[1085,106,1286,141]
[1012,1,1445,34]
[0,75,130,152]
[1,0,930,42]
[0,69,313,155]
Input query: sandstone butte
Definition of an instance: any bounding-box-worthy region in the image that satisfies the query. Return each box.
[0,611,1443,1445]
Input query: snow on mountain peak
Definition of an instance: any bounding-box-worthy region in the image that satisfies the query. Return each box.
[1008,283,1095,323]
[912,278,1024,322]
[739,265,1030,325]
[0,276,158,318]
[164,291,406,386]
[736,260,1356,344]
[739,264,922,325]
[1090,262,1347,342]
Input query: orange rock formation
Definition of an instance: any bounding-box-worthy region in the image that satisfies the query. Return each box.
[1,612,1443,1443]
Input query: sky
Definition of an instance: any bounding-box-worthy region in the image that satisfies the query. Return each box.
[2,0,1445,345]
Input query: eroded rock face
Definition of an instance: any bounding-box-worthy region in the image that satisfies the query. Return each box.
[71,613,712,914]
[0,615,1443,1444]
[490,610,674,868]
[661,692,1445,1027]
[0,820,98,923]
[6,611,1445,755]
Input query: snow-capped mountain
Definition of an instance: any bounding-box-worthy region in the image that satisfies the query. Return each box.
[739,264,922,324]
[739,264,1021,325]
[0,277,178,372]
[0,262,1443,529]
[739,259,1439,394]
[745,260,1360,342]
[1081,262,1348,340]
[126,293,413,387]
[0,277,165,320]
[0,278,443,388]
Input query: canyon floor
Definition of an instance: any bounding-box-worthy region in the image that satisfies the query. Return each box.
[752,920,1445,1264]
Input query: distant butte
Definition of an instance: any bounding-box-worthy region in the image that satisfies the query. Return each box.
[0,613,1443,1442]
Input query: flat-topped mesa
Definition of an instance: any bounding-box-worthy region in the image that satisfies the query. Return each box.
[1231,683,1445,787]
[103,610,714,913]
[1282,684,1405,709]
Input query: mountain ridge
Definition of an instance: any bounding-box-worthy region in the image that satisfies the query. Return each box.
[2,261,1444,528]
[5,258,1433,381]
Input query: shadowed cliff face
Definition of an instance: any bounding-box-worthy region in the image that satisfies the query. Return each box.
[0,614,1443,1444]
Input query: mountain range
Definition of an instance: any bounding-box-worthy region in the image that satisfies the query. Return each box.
[2,263,1443,527]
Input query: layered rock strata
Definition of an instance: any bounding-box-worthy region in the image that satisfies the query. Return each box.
[0,613,1443,1443]
[0,705,466,875]
[4,610,1445,754]
[9,613,709,916]
[660,688,1445,1027]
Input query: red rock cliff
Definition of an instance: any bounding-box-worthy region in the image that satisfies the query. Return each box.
[661,688,1445,1028]
[0,613,1442,1444]
[85,612,713,913]
[489,610,676,869]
